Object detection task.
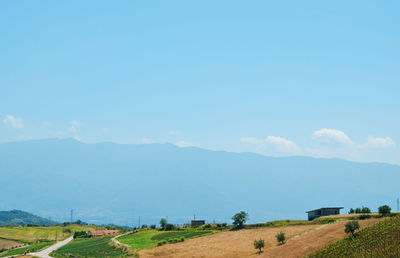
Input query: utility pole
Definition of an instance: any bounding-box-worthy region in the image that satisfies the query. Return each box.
[397,198,399,212]
[70,209,73,224]
[138,216,141,228]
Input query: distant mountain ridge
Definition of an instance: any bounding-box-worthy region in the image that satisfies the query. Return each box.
[0,138,399,225]
[0,210,57,226]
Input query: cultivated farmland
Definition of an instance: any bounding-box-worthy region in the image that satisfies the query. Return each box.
[307,216,400,257]
[118,229,214,251]
[51,236,128,258]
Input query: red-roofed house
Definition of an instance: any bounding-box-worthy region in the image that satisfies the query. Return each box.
[89,230,119,237]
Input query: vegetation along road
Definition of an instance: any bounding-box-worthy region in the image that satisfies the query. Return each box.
[29,236,73,258]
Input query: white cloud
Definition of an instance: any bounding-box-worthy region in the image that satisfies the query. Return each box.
[312,128,353,145]
[240,135,301,156]
[3,115,24,129]
[265,136,300,153]
[360,136,396,149]
[174,141,196,148]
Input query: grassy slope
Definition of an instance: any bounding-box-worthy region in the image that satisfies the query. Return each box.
[119,229,214,250]
[307,216,400,257]
[51,236,128,258]
[1,241,54,257]
[0,225,100,243]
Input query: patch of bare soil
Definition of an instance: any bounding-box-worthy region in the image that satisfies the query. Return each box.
[138,219,381,258]
[0,238,23,250]
[138,225,318,258]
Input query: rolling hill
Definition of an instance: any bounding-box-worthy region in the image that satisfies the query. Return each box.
[0,210,56,226]
[0,138,399,225]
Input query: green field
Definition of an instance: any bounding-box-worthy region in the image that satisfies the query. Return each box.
[1,241,54,257]
[307,216,400,257]
[51,236,128,258]
[119,229,214,250]
[0,225,101,243]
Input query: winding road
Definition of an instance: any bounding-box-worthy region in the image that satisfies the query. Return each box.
[29,236,73,258]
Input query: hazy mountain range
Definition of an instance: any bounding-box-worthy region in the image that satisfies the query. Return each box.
[1,138,399,226]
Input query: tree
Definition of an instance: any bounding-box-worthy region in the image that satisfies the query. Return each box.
[361,207,371,214]
[355,208,362,214]
[345,221,360,236]
[378,205,391,216]
[276,231,286,244]
[160,218,167,228]
[348,208,355,214]
[165,224,175,231]
[253,239,265,253]
[76,220,82,225]
[232,211,249,229]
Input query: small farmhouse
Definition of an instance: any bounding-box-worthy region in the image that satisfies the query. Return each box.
[191,220,205,227]
[306,207,343,220]
[89,230,119,237]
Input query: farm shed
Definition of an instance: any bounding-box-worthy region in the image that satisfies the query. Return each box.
[306,207,343,220]
[191,220,205,227]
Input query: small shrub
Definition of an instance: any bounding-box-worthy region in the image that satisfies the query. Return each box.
[150,224,156,229]
[62,229,71,233]
[276,232,285,244]
[254,238,265,253]
[180,237,185,242]
[345,221,360,236]
[222,223,227,227]
[319,218,335,224]
[358,214,371,220]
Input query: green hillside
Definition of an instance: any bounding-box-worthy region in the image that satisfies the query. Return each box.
[0,210,56,226]
[51,236,128,258]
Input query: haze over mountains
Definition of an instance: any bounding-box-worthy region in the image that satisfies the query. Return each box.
[1,138,399,226]
[0,209,56,226]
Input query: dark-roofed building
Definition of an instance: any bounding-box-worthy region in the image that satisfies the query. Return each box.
[306,207,344,220]
[191,220,205,227]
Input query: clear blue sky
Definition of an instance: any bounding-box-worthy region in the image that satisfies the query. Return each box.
[1,1,399,164]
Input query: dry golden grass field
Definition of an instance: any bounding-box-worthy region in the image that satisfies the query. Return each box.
[138,218,381,258]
